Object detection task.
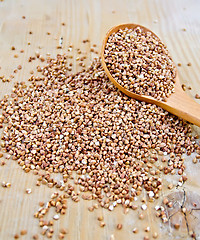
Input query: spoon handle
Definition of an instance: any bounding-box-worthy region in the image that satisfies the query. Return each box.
[159,86,200,127]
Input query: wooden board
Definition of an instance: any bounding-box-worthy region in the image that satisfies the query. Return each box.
[0,0,200,239]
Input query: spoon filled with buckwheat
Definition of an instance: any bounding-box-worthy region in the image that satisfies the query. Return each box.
[101,23,200,127]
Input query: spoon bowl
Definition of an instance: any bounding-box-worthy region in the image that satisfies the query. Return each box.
[101,23,200,127]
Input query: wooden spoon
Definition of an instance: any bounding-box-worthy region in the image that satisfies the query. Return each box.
[101,23,200,127]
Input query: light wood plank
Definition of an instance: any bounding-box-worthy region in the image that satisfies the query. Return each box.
[0,0,200,239]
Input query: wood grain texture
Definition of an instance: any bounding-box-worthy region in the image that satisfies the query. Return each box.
[0,0,200,239]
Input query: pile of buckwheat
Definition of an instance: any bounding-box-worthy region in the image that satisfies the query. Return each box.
[1,54,199,214]
[104,27,176,101]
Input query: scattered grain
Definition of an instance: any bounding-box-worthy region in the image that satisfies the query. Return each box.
[181,84,186,91]
[195,94,200,99]
[110,234,115,240]
[139,213,145,220]
[144,226,150,232]
[168,184,173,189]
[100,221,106,227]
[0,160,5,166]
[88,206,94,212]
[58,233,65,239]
[26,188,32,194]
[141,204,147,210]
[32,234,39,239]
[182,207,186,213]
[174,223,180,229]
[60,228,68,234]
[132,227,138,233]
[53,214,60,220]
[144,236,149,240]
[20,229,27,235]
[117,223,122,230]
[163,198,169,205]
[153,232,158,238]
[97,216,103,221]
[2,181,11,188]
[0,43,199,240]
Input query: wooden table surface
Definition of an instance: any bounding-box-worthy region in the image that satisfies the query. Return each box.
[0,0,200,239]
